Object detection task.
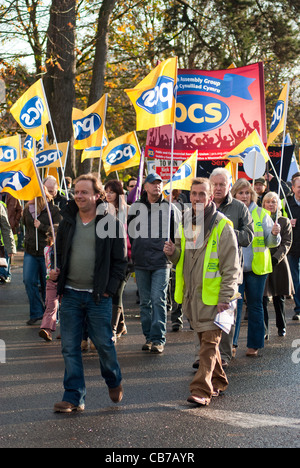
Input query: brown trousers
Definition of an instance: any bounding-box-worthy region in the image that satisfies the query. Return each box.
[190,329,228,400]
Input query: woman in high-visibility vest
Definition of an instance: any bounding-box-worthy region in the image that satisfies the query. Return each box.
[231,179,281,357]
[262,192,294,337]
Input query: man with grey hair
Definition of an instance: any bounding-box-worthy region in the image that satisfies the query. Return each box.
[43,176,68,211]
[191,167,253,368]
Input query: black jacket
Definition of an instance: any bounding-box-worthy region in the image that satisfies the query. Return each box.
[56,200,127,303]
[286,194,300,257]
[23,201,62,257]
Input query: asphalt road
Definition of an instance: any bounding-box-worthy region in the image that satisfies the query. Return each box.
[0,252,300,451]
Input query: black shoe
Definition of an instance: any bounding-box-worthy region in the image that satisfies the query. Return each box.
[278,329,286,336]
[292,313,300,321]
[192,359,199,369]
[26,317,43,325]
[171,323,183,332]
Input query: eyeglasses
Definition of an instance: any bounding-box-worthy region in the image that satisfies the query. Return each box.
[211,183,227,188]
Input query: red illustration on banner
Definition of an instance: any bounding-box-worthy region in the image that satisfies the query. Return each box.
[146,62,266,161]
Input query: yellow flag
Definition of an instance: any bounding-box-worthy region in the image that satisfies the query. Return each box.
[267,83,289,147]
[10,79,50,141]
[163,150,198,192]
[0,158,42,200]
[224,161,237,185]
[125,57,177,131]
[102,132,141,175]
[72,95,107,149]
[81,129,109,163]
[35,142,69,169]
[224,130,269,163]
[0,135,21,163]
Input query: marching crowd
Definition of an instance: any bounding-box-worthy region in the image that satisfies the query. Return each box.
[0,167,300,412]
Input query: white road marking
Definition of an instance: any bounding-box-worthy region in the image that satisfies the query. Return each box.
[160,403,300,429]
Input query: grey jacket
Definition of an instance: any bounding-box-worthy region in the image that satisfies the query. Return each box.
[217,192,254,282]
[217,192,254,248]
[127,192,181,270]
[243,202,281,272]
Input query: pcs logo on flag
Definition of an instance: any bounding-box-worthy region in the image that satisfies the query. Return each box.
[0,171,31,192]
[73,114,102,141]
[136,76,175,114]
[106,144,136,166]
[0,146,18,163]
[20,96,45,129]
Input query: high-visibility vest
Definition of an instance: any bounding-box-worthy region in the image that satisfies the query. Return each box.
[251,206,272,275]
[280,199,288,218]
[174,216,233,306]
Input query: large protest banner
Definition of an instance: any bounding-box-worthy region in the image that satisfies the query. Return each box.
[146,63,266,163]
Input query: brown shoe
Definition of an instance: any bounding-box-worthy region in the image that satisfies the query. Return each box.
[53,401,85,413]
[39,329,52,342]
[246,348,258,357]
[187,394,210,406]
[108,384,123,403]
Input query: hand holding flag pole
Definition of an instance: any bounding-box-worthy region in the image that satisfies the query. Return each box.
[0,158,57,268]
[32,160,57,270]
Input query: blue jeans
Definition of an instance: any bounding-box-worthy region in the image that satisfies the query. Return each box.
[23,252,46,319]
[233,271,267,349]
[60,288,122,407]
[288,254,300,313]
[135,268,170,345]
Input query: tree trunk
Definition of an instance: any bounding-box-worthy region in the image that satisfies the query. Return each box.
[44,0,76,178]
[78,0,117,175]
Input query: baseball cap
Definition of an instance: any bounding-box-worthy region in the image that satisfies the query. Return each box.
[144,173,163,184]
[254,177,266,185]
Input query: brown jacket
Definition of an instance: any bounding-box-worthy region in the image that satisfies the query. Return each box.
[169,207,240,333]
[6,194,22,233]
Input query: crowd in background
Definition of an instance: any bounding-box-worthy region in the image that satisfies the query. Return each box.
[0,166,300,411]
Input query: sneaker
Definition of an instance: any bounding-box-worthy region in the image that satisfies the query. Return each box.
[171,323,183,332]
[151,342,164,354]
[53,401,85,413]
[108,384,123,403]
[292,313,300,321]
[142,340,152,351]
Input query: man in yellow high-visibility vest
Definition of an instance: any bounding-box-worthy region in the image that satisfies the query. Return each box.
[164,177,240,407]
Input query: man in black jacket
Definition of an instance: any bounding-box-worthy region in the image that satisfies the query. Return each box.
[287,172,300,320]
[128,173,181,354]
[52,174,127,413]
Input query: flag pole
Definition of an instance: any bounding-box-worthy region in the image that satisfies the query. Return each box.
[32,159,57,270]
[40,79,69,200]
[98,94,108,180]
[34,139,39,251]
[276,81,290,222]
[267,155,293,219]
[167,59,178,240]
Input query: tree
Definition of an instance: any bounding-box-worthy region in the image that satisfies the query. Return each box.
[78,0,118,175]
[43,0,77,177]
